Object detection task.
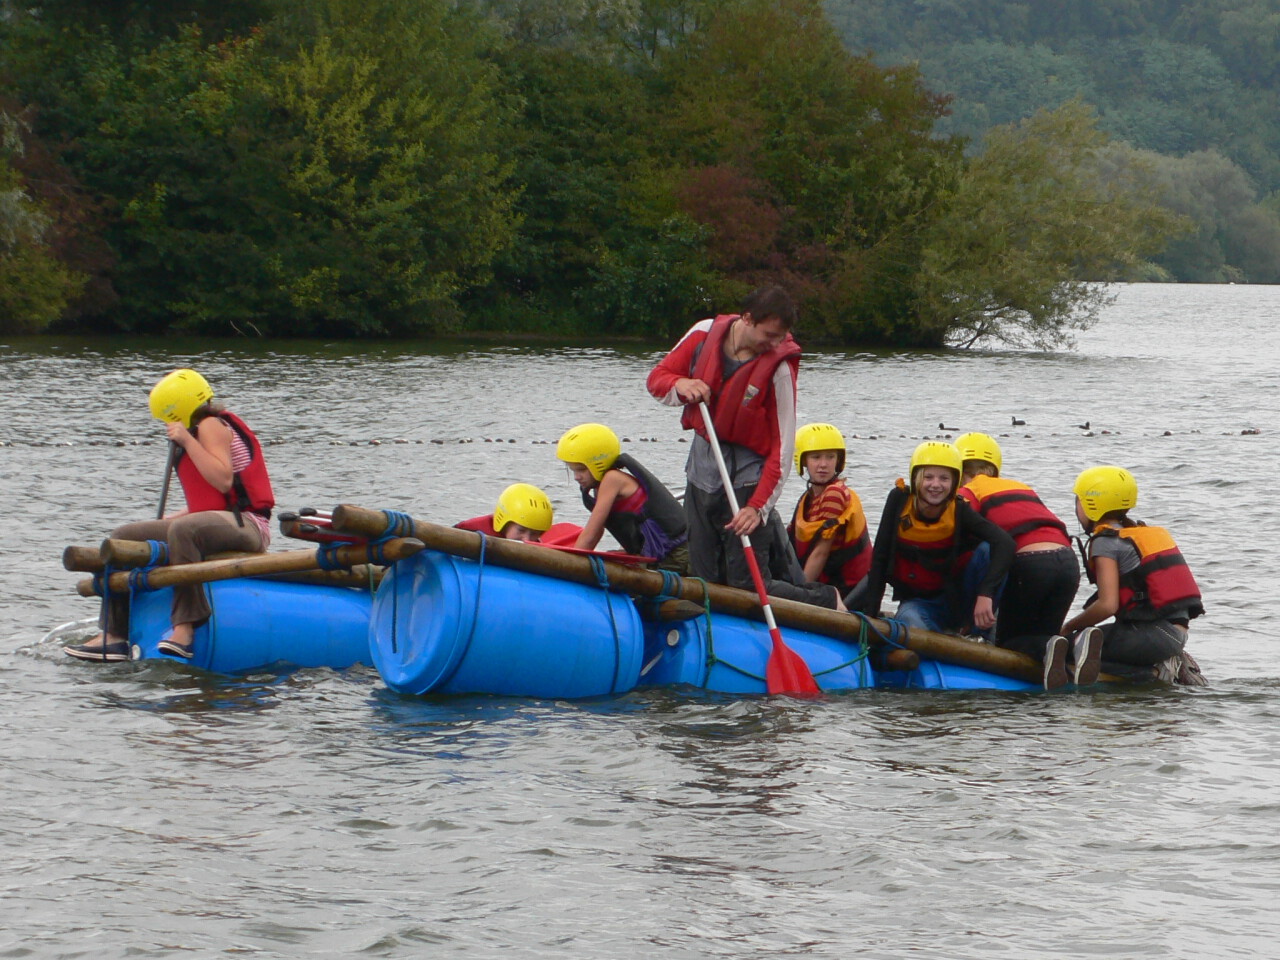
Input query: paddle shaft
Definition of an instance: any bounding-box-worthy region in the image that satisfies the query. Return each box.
[696,400,818,695]
[156,442,177,520]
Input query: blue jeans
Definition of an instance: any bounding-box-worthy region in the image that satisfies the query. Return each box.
[895,543,1006,635]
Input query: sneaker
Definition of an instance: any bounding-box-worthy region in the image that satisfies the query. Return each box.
[64,639,130,662]
[1071,627,1103,686]
[1043,635,1068,690]
[157,639,195,659]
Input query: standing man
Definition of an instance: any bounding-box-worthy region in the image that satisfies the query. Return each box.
[647,285,842,609]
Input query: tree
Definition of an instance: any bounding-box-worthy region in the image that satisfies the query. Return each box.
[912,100,1186,349]
[0,111,85,333]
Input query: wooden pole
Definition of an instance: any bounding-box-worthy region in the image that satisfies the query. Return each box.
[63,543,248,573]
[80,538,425,596]
[76,565,383,597]
[328,504,1042,685]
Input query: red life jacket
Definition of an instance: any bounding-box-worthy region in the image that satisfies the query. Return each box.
[455,515,500,537]
[1088,522,1205,621]
[679,314,800,456]
[888,482,971,599]
[959,475,1069,549]
[790,481,872,590]
[176,411,274,518]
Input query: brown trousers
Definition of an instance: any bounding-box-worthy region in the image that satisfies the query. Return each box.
[100,511,265,635]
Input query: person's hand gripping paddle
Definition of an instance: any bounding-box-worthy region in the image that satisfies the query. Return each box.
[697,401,819,696]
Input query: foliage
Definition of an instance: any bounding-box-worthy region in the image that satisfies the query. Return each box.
[825,0,1280,282]
[912,101,1186,349]
[0,112,86,333]
[655,0,964,342]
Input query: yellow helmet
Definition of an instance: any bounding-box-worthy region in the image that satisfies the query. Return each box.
[1073,465,1138,521]
[909,440,962,480]
[955,432,1002,474]
[556,423,621,481]
[149,369,214,427]
[794,422,845,476]
[493,483,554,534]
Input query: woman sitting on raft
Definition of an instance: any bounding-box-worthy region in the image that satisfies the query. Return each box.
[65,369,274,662]
[1061,465,1207,685]
[556,422,690,573]
[855,440,1014,636]
[787,422,872,600]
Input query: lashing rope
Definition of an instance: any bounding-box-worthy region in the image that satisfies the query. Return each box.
[588,556,624,693]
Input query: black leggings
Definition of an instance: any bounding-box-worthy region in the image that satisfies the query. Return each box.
[994,547,1080,662]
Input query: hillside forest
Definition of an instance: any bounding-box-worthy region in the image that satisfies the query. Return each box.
[1,0,1258,346]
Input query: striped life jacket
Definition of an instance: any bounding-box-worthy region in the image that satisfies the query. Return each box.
[959,475,1069,549]
[789,481,871,591]
[1087,522,1204,621]
[887,482,971,599]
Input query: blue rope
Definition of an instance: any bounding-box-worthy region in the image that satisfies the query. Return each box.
[315,543,345,571]
[378,509,415,541]
[588,556,624,692]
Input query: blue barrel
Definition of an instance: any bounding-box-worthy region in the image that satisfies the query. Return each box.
[370,550,643,698]
[639,612,876,694]
[877,659,1038,692]
[127,579,373,673]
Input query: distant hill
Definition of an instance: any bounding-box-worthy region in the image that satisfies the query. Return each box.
[825,0,1280,282]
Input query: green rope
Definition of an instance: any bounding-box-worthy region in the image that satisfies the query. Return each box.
[687,575,770,684]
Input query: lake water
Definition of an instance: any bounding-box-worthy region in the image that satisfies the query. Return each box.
[3,283,1278,958]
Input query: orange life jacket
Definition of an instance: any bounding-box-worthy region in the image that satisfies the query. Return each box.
[789,481,871,590]
[1087,521,1204,621]
[888,481,970,599]
[959,475,1069,549]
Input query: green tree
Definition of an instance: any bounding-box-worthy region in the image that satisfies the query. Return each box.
[657,0,964,342]
[0,112,85,333]
[912,100,1185,349]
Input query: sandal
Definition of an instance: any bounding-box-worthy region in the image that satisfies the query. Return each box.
[65,638,131,662]
[157,639,195,659]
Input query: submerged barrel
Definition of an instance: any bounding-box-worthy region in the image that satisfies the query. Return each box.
[639,612,876,694]
[128,579,373,673]
[370,550,644,698]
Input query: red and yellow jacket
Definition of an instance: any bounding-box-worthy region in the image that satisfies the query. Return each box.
[959,475,1069,550]
[1087,521,1205,621]
[789,481,872,591]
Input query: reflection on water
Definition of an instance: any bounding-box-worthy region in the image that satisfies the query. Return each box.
[4,284,1280,958]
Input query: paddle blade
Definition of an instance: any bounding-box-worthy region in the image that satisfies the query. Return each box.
[765,630,821,697]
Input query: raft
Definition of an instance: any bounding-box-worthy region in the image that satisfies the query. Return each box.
[341,506,1043,698]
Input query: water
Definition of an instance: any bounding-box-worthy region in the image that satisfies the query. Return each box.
[3,283,1278,958]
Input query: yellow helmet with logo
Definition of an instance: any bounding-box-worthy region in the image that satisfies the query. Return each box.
[955,432,1002,474]
[1073,465,1138,521]
[909,440,962,481]
[493,483,554,534]
[556,423,621,481]
[794,422,846,476]
[148,369,214,427]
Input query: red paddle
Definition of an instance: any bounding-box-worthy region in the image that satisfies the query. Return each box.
[697,401,820,696]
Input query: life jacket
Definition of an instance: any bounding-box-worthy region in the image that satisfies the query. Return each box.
[678,314,801,456]
[582,452,687,560]
[886,481,972,600]
[789,480,871,590]
[959,475,1069,550]
[1086,521,1205,621]
[455,514,500,537]
[176,410,274,522]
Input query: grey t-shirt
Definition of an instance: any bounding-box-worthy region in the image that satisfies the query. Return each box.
[684,353,764,494]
